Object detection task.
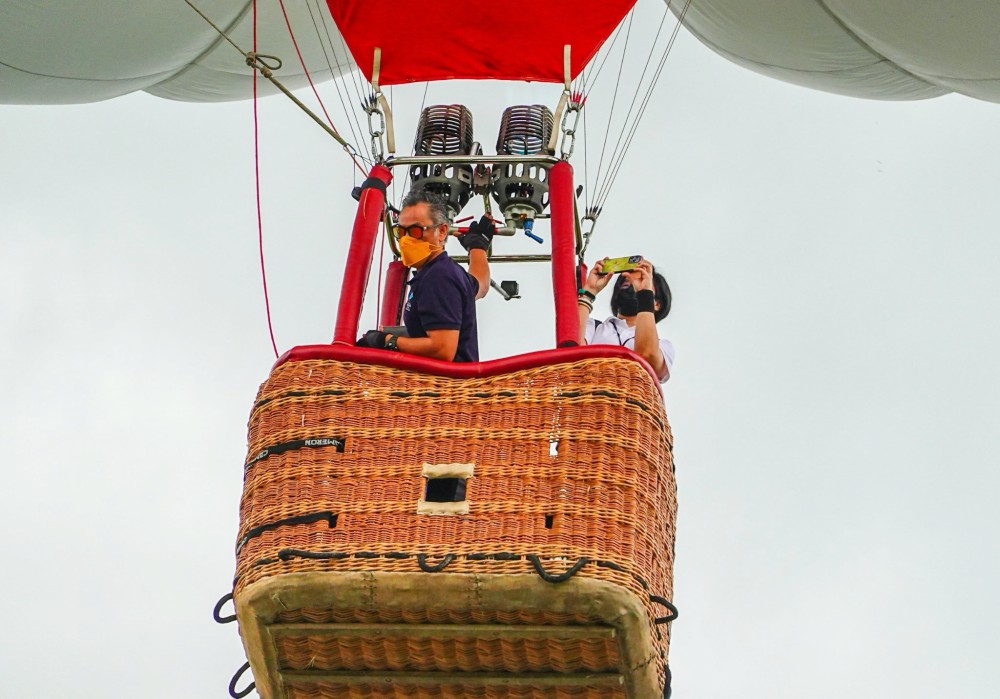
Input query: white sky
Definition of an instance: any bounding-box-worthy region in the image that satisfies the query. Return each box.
[2,6,1000,698]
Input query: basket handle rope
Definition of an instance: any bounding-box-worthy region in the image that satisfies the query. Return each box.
[416,553,456,572]
[528,554,589,582]
[228,661,254,699]
[212,592,237,624]
[650,595,679,623]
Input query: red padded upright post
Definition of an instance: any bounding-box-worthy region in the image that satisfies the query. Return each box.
[379,260,408,328]
[549,160,578,347]
[333,164,393,344]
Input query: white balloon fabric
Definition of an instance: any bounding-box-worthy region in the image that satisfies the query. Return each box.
[669,0,1000,102]
[4,1,999,105]
[0,0,354,104]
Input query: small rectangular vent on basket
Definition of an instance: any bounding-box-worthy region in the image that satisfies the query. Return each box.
[425,477,466,502]
[417,462,474,515]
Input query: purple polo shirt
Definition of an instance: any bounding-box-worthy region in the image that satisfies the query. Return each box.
[403,252,480,362]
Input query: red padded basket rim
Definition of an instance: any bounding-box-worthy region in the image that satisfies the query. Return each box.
[275,344,663,396]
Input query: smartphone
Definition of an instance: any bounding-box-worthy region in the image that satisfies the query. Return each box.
[599,255,642,274]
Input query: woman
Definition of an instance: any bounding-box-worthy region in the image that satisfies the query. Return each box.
[578,257,674,382]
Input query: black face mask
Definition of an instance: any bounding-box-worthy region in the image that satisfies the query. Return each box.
[611,276,639,317]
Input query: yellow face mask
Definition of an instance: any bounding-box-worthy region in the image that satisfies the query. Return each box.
[398,234,443,267]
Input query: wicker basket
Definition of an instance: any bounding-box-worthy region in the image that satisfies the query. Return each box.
[233,351,676,698]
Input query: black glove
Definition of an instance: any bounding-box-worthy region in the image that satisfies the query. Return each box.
[459,215,496,252]
[356,329,387,348]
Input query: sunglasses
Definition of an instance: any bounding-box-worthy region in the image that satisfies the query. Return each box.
[391,222,442,239]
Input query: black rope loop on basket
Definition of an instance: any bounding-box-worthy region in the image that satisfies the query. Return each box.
[650,595,679,624]
[236,511,339,553]
[213,592,236,624]
[416,553,455,572]
[277,548,348,561]
[527,554,589,583]
[228,661,254,699]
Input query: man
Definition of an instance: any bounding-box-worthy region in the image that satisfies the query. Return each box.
[357,188,492,361]
[578,257,675,382]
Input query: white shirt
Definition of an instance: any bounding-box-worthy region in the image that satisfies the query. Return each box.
[584,316,675,383]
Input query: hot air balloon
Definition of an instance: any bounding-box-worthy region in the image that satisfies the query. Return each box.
[6,2,1000,698]
[220,3,679,697]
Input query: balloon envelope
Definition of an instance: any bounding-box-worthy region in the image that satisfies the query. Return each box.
[0,0,354,104]
[669,0,1000,102]
[324,0,637,85]
[4,1,999,105]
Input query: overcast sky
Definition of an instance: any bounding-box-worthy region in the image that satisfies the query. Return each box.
[2,6,999,698]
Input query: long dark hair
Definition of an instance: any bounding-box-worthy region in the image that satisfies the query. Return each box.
[610,267,672,322]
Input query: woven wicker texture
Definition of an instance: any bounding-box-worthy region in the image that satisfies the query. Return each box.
[283,683,627,698]
[284,684,627,699]
[234,356,676,698]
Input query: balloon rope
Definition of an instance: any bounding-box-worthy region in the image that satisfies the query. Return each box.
[596,0,693,211]
[254,1,280,359]
[591,10,635,200]
[276,0,367,176]
[303,0,370,166]
[375,220,386,328]
[592,4,673,207]
[181,0,365,174]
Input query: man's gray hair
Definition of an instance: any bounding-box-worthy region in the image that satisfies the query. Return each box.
[400,187,450,226]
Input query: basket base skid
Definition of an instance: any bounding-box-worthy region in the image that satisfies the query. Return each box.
[236,571,662,698]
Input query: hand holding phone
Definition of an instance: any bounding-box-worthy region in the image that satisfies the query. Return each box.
[599,255,643,275]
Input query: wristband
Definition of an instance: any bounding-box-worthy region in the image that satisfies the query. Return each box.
[636,289,656,314]
[385,334,399,351]
[578,288,596,301]
[577,298,593,311]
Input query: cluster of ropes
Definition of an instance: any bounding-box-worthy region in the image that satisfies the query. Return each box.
[186,0,692,205]
[183,0,692,356]
[575,0,693,219]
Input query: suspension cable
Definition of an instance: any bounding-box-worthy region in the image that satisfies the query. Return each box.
[592,4,673,207]
[590,10,634,207]
[595,0,692,211]
[252,3,279,358]
[325,5,375,119]
[582,93,590,213]
[571,9,629,217]
[182,0,366,174]
[375,218,386,329]
[306,0,373,154]
[303,0,371,165]
[577,16,630,103]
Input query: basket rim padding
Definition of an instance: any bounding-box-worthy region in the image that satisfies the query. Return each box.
[276,344,662,396]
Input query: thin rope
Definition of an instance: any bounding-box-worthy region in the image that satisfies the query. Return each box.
[182,0,365,173]
[328,7,371,111]
[307,0,370,152]
[276,0,368,174]
[592,4,672,206]
[375,218,386,328]
[393,82,432,205]
[591,10,634,201]
[419,81,430,115]
[253,1,279,358]
[390,85,396,204]
[183,0,245,55]
[595,0,692,211]
[304,0,370,165]
[571,10,628,212]
[579,16,629,101]
[582,100,590,212]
